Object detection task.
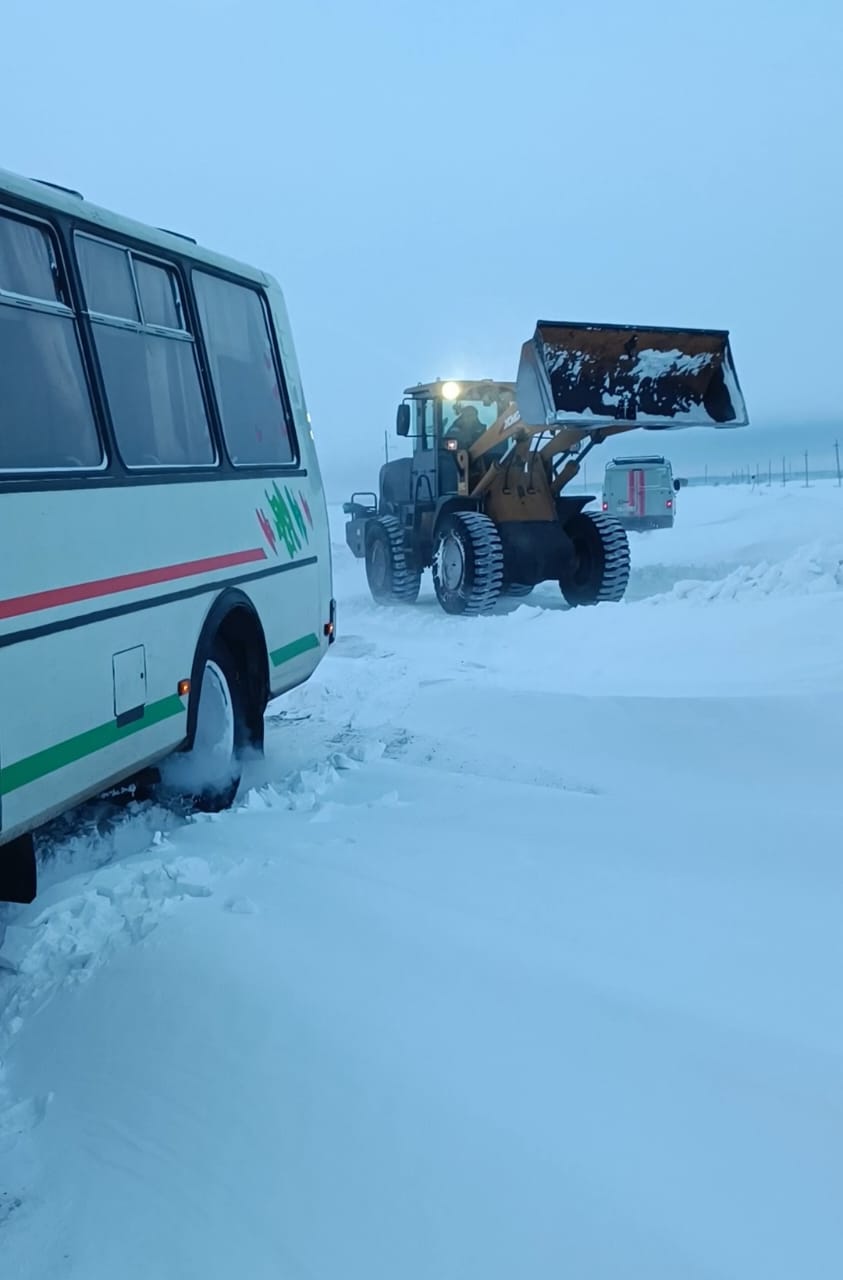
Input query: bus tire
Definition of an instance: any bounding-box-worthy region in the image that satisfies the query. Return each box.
[164,636,253,812]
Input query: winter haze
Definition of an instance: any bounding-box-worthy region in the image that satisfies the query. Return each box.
[2,0,841,490]
[4,6,843,1275]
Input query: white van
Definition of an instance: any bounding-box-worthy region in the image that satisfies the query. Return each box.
[602,456,678,531]
[0,170,334,902]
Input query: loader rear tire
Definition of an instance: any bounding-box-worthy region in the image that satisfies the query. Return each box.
[365,516,421,605]
[560,510,630,607]
[432,512,504,615]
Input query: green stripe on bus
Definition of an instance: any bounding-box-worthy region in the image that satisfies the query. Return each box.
[1,633,320,797]
[270,632,320,668]
[0,694,185,797]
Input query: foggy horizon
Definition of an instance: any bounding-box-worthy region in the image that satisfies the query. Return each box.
[3,0,840,484]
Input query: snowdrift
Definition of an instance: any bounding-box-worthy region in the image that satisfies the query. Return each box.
[648,541,843,604]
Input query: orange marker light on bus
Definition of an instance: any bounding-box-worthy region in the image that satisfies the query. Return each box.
[178,679,191,697]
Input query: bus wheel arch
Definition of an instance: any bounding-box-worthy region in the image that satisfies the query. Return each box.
[164,591,270,811]
[185,590,270,757]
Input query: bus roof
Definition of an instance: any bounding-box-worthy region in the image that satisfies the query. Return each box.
[0,167,272,287]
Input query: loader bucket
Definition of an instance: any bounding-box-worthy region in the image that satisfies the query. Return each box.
[515,321,748,430]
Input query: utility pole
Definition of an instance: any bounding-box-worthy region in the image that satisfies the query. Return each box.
[384,430,389,465]
[835,439,841,487]
[804,450,810,488]
[782,456,786,486]
[768,459,772,486]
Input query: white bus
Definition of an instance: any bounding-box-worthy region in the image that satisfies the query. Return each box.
[0,170,334,903]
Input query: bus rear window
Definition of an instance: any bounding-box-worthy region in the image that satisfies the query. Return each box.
[0,212,102,472]
[193,272,295,467]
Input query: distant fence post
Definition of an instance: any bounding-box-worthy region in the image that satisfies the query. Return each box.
[836,439,842,487]
[804,450,810,488]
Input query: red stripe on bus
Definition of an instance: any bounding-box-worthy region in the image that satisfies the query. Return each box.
[0,548,268,621]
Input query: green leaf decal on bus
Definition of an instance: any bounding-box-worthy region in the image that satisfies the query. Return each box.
[261,482,311,559]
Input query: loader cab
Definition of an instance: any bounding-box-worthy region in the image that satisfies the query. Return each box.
[397,379,516,498]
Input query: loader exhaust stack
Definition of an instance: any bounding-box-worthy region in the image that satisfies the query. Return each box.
[516,321,748,431]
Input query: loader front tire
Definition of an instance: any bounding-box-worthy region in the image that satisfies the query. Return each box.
[560,510,630,607]
[432,512,504,615]
[365,516,421,605]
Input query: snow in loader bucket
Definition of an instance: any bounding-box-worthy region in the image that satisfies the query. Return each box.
[515,321,748,430]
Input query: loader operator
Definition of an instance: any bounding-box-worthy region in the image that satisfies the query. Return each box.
[444,404,485,450]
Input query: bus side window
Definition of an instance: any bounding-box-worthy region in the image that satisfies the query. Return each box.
[0,212,103,472]
[192,272,296,468]
[75,235,215,470]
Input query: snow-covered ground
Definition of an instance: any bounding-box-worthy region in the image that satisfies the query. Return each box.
[2,482,843,1279]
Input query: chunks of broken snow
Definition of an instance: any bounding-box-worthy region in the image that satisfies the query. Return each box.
[649,542,843,604]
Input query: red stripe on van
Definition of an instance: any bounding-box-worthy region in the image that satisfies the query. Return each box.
[0,548,268,621]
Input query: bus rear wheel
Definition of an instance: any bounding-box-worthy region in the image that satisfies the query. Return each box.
[164,638,252,811]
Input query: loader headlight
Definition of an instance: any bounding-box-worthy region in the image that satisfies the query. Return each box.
[441,381,461,401]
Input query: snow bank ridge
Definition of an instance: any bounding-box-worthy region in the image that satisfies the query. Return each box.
[649,542,843,604]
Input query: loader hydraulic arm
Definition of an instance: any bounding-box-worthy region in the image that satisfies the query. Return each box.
[466,412,642,500]
[467,403,523,463]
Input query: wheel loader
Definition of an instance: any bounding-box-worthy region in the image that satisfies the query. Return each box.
[344,320,747,614]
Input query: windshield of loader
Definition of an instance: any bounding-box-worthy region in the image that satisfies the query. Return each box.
[441,398,500,448]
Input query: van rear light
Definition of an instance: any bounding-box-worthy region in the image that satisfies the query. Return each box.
[666,499,673,509]
[602,501,608,511]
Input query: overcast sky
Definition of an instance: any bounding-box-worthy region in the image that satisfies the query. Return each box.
[3,0,841,484]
